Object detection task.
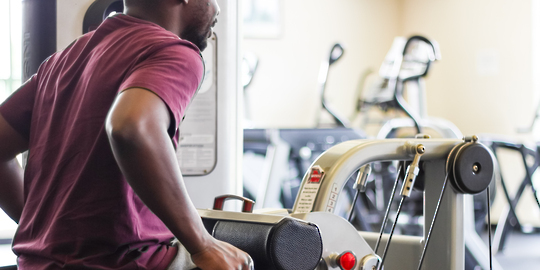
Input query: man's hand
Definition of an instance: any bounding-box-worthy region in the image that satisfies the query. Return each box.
[191,239,253,270]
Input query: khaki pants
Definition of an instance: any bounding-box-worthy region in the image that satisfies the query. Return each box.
[166,240,197,270]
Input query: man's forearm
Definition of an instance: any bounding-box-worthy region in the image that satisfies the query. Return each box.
[0,115,28,224]
[107,120,212,255]
[0,158,24,223]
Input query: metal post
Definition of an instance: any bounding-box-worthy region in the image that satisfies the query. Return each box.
[422,159,464,270]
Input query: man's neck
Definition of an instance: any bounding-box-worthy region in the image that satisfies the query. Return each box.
[124,5,183,36]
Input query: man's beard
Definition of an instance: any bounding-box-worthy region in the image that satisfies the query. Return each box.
[181,26,208,51]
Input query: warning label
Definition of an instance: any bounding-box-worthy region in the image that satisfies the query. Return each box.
[294,166,325,213]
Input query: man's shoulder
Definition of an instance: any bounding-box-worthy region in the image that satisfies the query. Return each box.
[102,15,200,55]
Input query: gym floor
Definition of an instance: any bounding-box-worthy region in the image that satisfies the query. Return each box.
[491,230,540,269]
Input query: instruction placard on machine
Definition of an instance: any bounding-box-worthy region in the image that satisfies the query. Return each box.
[177,38,217,176]
[294,166,325,213]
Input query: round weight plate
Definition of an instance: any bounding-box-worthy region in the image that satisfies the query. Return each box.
[453,143,494,194]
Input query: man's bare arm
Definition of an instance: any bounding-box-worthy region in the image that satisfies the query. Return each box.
[106,88,211,253]
[106,88,250,269]
[0,115,27,223]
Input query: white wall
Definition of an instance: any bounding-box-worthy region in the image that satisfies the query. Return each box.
[244,0,535,137]
[243,0,402,128]
[243,0,539,225]
[401,0,534,137]
[399,0,538,225]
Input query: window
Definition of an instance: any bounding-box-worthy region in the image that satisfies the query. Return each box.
[0,0,22,103]
[0,0,21,266]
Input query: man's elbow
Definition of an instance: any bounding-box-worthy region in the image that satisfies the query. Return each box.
[105,115,144,148]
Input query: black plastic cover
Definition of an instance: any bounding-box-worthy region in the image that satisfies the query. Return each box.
[22,0,57,81]
[83,0,123,34]
[449,142,494,194]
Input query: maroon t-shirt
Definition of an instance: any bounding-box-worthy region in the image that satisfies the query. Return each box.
[0,14,203,269]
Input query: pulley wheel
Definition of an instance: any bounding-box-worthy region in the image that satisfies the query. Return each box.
[448,142,494,194]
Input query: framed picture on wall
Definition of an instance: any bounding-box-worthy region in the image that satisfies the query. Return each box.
[243,0,281,38]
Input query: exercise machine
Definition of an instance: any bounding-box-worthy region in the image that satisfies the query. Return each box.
[354,35,502,270]
[202,137,496,270]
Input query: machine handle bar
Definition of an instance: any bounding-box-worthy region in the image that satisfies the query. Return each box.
[213,194,255,213]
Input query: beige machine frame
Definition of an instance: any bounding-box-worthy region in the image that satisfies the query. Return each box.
[291,138,487,270]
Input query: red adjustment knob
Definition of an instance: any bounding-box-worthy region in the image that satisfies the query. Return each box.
[338,251,356,270]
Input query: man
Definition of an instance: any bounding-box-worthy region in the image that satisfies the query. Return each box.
[0,0,251,269]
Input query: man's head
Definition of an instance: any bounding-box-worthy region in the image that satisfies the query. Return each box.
[178,0,219,51]
[124,0,220,51]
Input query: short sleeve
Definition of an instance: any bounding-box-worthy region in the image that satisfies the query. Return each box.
[0,76,38,140]
[119,41,204,136]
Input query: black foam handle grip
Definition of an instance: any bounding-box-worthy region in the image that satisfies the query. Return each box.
[212,218,322,270]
